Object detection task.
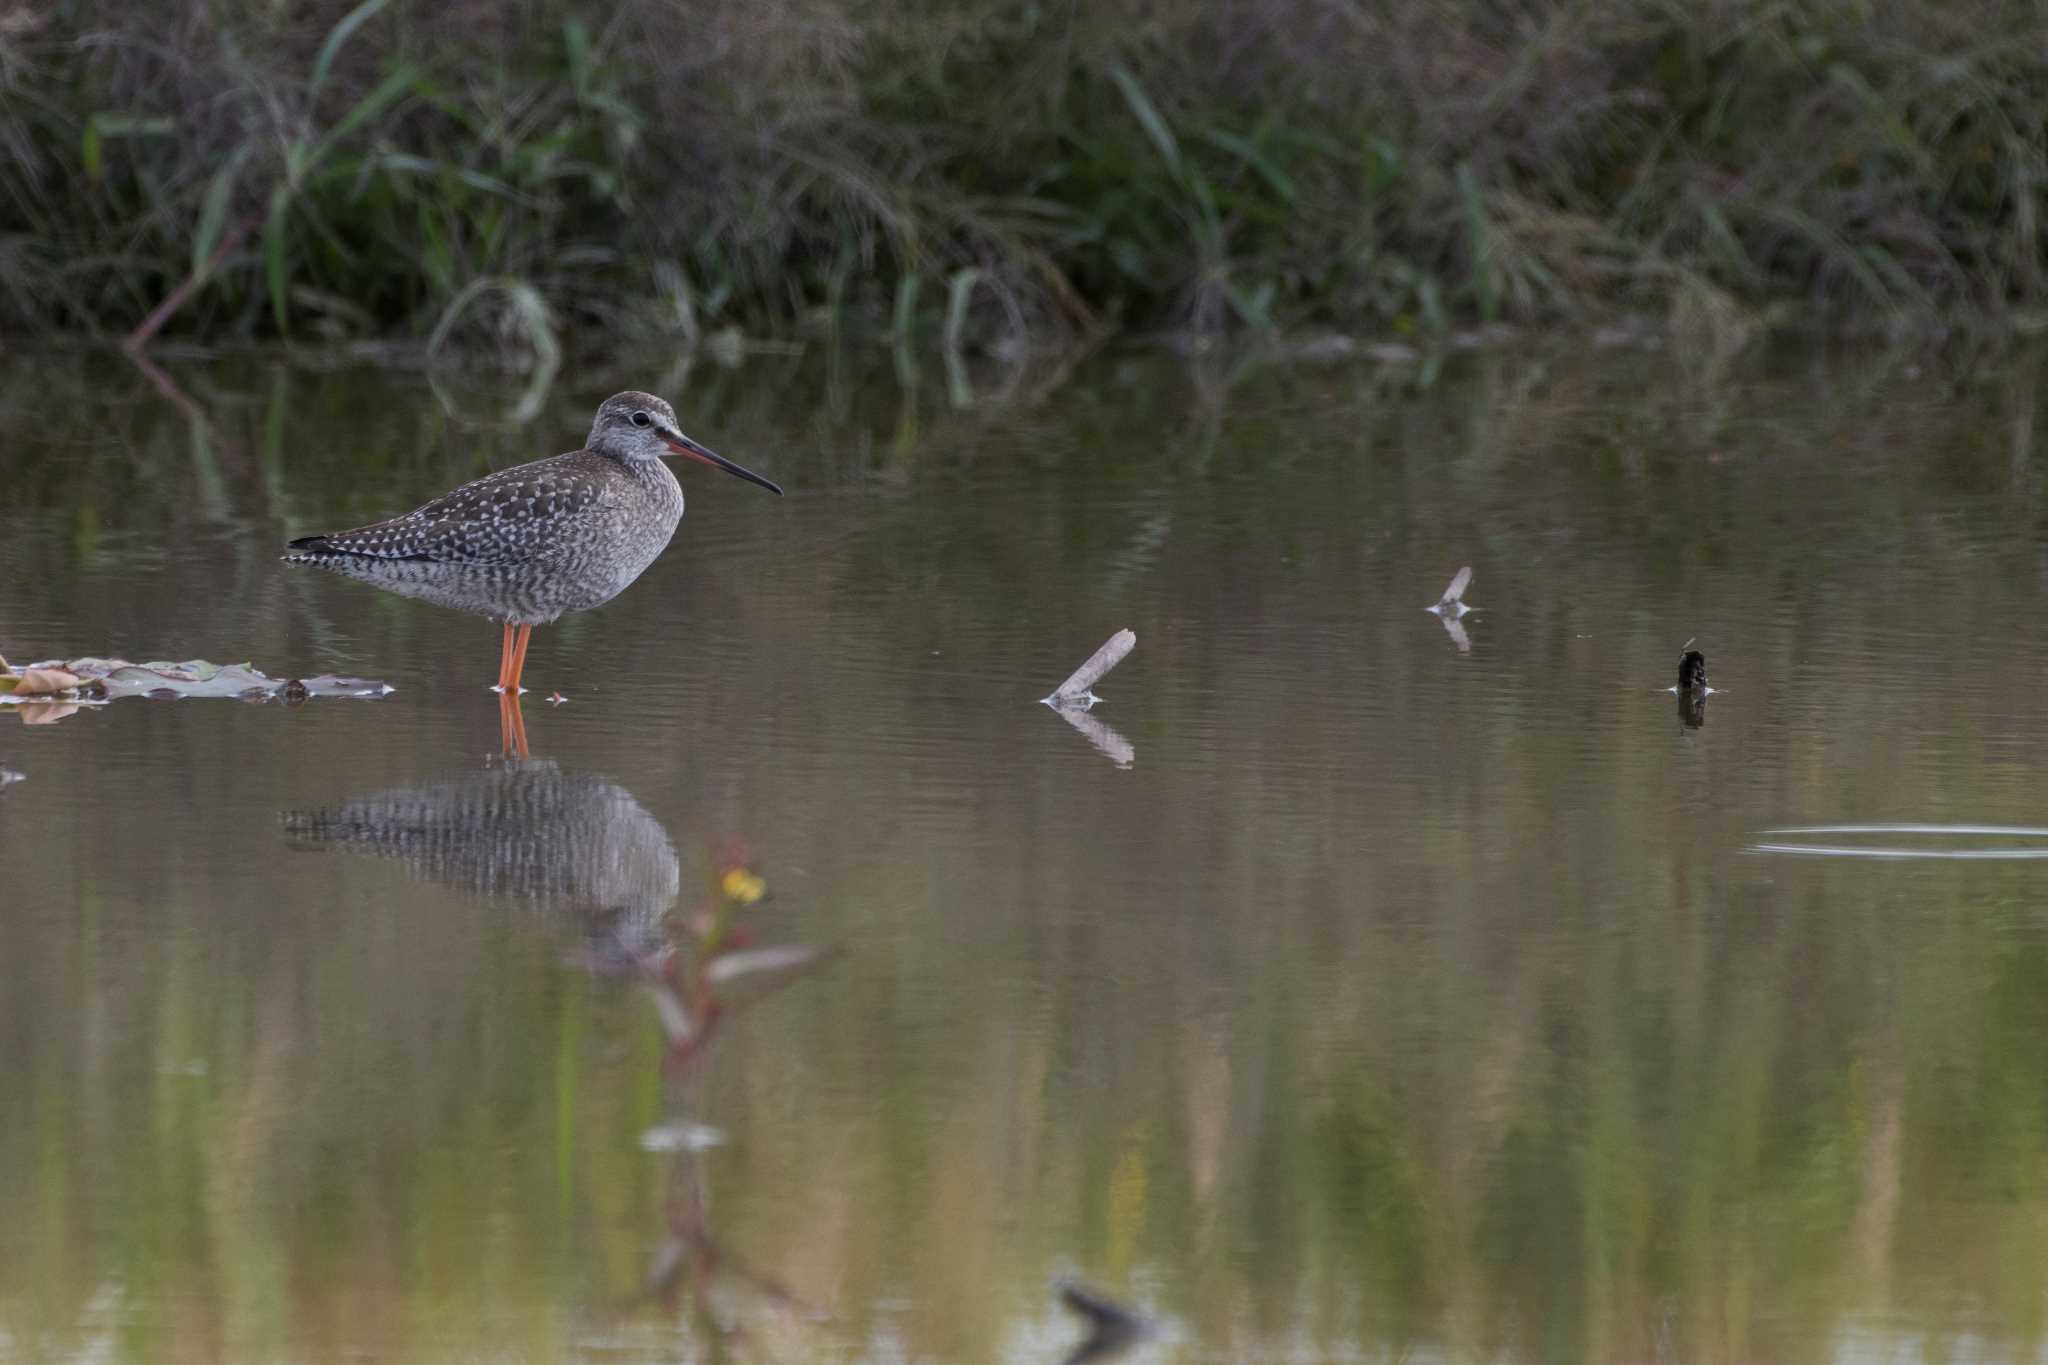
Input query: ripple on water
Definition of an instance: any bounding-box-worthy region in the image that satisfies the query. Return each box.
[1750,824,2048,859]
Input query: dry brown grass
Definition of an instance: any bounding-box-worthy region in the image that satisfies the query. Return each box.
[4,0,2047,348]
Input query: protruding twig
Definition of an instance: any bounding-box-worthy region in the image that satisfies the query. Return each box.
[1042,629,1135,709]
[124,214,254,353]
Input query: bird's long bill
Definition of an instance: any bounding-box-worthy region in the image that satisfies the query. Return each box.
[659,426,783,495]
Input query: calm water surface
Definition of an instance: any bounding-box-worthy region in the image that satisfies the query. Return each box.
[5,343,2048,1363]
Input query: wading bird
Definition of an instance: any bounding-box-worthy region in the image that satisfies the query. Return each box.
[284,392,781,694]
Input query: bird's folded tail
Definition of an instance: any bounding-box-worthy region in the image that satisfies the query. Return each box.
[283,524,439,562]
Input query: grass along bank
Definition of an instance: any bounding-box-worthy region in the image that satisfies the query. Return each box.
[6,0,2048,357]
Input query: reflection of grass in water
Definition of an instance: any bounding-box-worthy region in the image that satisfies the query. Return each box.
[8,769,2046,1362]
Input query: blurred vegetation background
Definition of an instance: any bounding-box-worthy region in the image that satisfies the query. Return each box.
[8,0,2048,353]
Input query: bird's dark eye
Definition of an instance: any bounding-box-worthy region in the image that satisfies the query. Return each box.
[630,411,651,428]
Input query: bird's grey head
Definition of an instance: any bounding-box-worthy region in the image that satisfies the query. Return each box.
[582,391,785,495]
[587,391,686,462]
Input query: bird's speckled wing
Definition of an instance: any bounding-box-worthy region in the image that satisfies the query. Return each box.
[292,454,608,565]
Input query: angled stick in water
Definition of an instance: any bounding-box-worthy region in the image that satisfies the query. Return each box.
[1425,565,1477,617]
[1042,629,1135,708]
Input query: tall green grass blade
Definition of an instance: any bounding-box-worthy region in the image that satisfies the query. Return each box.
[944,267,985,357]
[415,203,454,293]
[1827,63,1931,173]
[1225,278,1277,331]
[1457,162,1497,323]
[563,19,592,96]
[192,153,245,281]
[1108,65,1183,181]
[310,0,392,101]
[1692,191,1760,288]
[88,115,174,136]
[81,115,175,181]
[263,185,293,335]
[892,271,922,341]
[1418,276,1447,334]
[361,153,534,205]
[306,66,417,172]
[1203,129,1296,204]
[1189,168,1223,241]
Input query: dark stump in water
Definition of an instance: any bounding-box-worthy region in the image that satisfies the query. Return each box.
[1678,648,1708,692]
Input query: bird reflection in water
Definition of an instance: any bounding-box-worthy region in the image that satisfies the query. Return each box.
[282,755,829,1344]
[498,690,531,758]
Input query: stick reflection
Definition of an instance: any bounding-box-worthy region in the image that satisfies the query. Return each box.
[1052,704,1137,767]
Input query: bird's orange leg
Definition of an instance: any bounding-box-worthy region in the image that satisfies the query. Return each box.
[497,689,530,759]
[507,623,534,694]
[495,621,515,692]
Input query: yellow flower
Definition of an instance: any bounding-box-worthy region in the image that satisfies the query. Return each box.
[720,868,766,905]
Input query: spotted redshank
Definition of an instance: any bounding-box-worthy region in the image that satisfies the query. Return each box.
[284,391,780,694]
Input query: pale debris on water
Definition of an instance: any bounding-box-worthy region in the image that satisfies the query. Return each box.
[1042,629,1136,710]
[1,657,394,702]
[639,1120,727,1154]
[703,943,823,986]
